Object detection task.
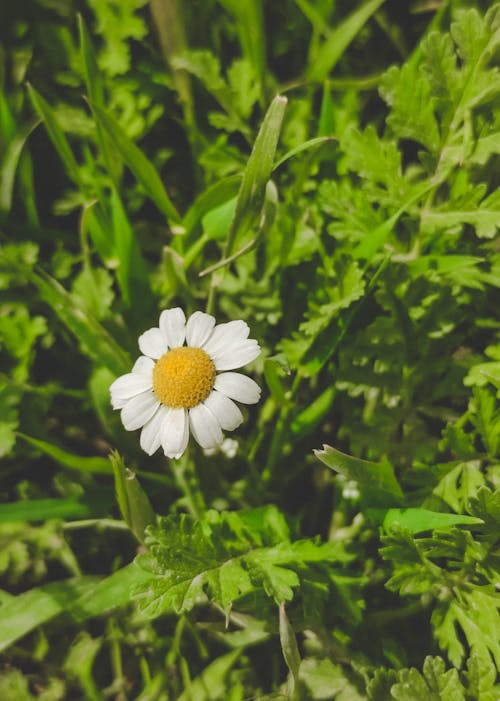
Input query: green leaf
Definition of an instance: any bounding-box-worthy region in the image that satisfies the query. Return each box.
[392,656,466,701]
[307,0,387,83]
[224,94,287,256]
[110,451,155,543]
[176,651,241,701]
[290,385,336,439]
[0,577,96,653]
[89,103,181,224]
[382,508,483,535]
[21,266,131,375]
[0,563,154,652]
[279,603,301,696]
[27,84,82,185]
[0,497,94,523]
[16,433,112,474]
[132,507,350,617]
[314,444,403,506]
[433,588,500,669]
[421,188,500,239]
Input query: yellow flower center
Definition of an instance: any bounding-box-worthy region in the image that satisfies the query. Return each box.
[152,346,216,409]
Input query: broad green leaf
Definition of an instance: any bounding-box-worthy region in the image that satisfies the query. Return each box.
[307,0,386,82]
[16,433,112,474]
[110,451,155,544]
[181,175,241,236]
[89,103,180,224]
[0,564,154,652]
[314,444,403,506]
[0,577,97,653]
[68,563,154,623]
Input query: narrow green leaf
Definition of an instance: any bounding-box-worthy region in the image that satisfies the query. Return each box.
[25,266,131,375]
[16,433,112,474]
[110,451,156,543]
[279,602,301,695]
[0,497,93,523]
[225,94,287,256]
[89,103,181,224]
[109,185,152,309]
[318,83,335,136]
[27,84,82,185]
[307,0,386,82]
[314,444,403,506]
[78,14,121,184]
[291,385,336,439]
[273,136,334,170]
[382,508,484,534]
[0,118,40,213]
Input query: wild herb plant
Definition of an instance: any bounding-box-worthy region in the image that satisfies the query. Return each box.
[0,1,499,699]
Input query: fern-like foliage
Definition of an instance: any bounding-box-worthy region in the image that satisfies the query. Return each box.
[132,505,359,620]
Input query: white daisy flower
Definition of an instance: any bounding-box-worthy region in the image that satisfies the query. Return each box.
[109,308,261,459]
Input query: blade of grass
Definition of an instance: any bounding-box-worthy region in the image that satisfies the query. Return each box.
[0,564,154,652]
[0,497,94,523]
[17,264,131,375]
[307,0,387,82]
[78,14,122,183]
[89,102,181,225]
[17,433,112,475]
[226,95,287,255]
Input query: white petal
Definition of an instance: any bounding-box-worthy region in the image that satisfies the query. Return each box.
[204,390,243,431]
[110,373,152,401]
[140,405,168,455]
[159,308,186,348]
[121,391,160,431]
[132,356,155,375]
[202,320,249,357]
[161,407,189,459]
[213,340,261,371]
[189,403,223,450]
[214,372,261,404]
[186,311,216,347]
[111,395,129,410]
[138,328,168,359]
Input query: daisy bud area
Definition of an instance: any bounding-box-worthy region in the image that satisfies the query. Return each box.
[2,3,500,700]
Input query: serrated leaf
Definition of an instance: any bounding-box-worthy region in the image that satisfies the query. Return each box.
[432,588,500,668]
[392,656,466,701]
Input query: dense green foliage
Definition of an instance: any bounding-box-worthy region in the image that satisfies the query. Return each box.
[1,0,499,698]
